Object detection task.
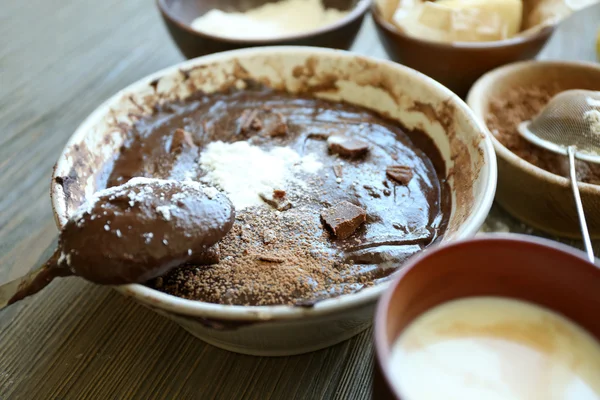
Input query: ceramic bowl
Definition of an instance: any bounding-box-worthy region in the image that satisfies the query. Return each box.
[157,0,371,59]
[371,0,556,98]
[468,61,600,238]
[51,47,496,356]
[373,234,600,399]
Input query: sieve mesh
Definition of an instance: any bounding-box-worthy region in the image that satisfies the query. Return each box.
[519,90,600,163]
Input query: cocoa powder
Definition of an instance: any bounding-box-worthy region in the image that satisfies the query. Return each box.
[486,85,600,184]
[153,199,365,306]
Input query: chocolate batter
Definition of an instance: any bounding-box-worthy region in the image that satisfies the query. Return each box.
[60,177,234,284]
[106,86,450,306]
[8,178,234,305]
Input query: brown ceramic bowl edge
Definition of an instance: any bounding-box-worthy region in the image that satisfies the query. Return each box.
[157,0,372,45]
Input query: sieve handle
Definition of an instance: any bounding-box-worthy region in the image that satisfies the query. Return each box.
[568,146,595,263]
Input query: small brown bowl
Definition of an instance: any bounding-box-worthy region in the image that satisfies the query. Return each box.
[373,234,600,399]
[467,61,600,238]
[157,0,371,59]
[371,0,555,98]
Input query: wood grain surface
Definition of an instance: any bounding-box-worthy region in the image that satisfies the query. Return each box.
[0,1,598,399]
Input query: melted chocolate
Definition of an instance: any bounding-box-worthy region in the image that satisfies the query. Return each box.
[8,178,235,305]
[60,178,234,284]
[100,86,451,305]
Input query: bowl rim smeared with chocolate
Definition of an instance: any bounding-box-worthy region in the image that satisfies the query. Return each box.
[51,47,496,355]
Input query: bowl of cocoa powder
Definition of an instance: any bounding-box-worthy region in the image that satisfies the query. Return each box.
[468,60,600,238]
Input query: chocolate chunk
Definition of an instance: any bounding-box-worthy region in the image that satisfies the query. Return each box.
[307,132,331,140]
[320,201,366,240]
[238,109,262,135]
[327,134,369,158]
[259,190,292,211]
[363,185,381,198]
[238,108,288,137]
[265,112,288,137]
[333,165,343,178]
[386,165,413,185]
[170,129,195,153]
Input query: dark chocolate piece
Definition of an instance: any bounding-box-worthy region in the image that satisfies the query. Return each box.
[259,190,292,211]
[386,165,413,185]
[320,201,366,240]
[307,132,331,140]
[265,111,288,137]
[333,165,343,178]
[327,134,369,158]
[238,109,262,135]
[363,185,381,198]
[170,129,195,153]
[238,108,288,137]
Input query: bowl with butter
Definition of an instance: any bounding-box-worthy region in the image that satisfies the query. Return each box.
[374,234,600,399]
[157,0,371,59]
[372,0,584,97]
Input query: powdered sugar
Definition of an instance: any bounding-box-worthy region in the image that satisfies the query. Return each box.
[156,205,173,221]
[199,141,322,210]
[202,186,220,199]
[70,177,222,223]
[143,232,154,244]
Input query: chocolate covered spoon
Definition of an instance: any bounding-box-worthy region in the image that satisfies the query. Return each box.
[0,177,234,308]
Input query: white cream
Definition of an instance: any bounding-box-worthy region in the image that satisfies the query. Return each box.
[199,140,322,210]
[389,297,600,400]
[190,0,350,40]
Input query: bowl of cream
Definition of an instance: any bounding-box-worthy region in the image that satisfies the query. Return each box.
[373,233,600,399]
[157,0,372,59]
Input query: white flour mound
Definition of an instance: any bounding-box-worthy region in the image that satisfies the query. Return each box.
[199,141,322,210]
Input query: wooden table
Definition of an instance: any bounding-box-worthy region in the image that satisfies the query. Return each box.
[1,2,598,398]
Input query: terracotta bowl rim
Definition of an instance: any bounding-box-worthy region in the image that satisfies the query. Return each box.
[50,46,496,322]
[467,60,600,195]
[156,0,372,44]
[371,2,556,50]
[373,232,596,399]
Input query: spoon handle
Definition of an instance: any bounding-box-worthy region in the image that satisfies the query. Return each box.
[0,269,47,310]
[0,248,72,310]
[568,146,595,263]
